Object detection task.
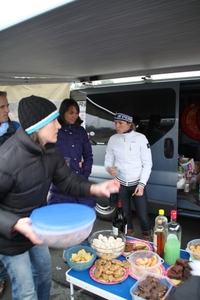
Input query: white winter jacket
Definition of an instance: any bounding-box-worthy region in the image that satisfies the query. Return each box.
[104,130,152,187]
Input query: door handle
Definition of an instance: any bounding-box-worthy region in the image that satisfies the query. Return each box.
[164,138,174,158]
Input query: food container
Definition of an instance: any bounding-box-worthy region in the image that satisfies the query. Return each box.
[30,203,96,248]
[128,250,164,279]
[64,245,97,271]
[88,229,126,258]
[186,239,200,260]
[130,273,173,300]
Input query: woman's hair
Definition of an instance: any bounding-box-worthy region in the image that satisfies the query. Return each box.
[57,98,83,126]
[29,132,46,152]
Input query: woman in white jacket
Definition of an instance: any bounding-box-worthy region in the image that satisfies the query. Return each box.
[104,107,153,240]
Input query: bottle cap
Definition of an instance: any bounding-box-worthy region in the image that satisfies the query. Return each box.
[171,210,177,220]
[159,209,164,215]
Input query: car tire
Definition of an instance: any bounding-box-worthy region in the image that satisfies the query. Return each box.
[95,203,117,221]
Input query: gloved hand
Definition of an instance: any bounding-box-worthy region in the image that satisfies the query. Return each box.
[189,261,200,276]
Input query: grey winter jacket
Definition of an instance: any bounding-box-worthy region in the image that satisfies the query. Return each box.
[0,127,92,255]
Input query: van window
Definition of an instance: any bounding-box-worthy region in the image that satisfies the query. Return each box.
[86,88,176,145]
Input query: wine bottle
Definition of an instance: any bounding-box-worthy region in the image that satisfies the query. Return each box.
[164,210,182,265]
[112,199,127,235]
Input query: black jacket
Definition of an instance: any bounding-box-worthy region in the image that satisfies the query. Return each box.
[167,276,200,300]
[0,127,92,255]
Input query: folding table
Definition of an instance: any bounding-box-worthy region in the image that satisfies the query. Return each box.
[66,239,189,300]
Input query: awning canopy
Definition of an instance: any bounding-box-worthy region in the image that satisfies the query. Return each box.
[0,0,200,83]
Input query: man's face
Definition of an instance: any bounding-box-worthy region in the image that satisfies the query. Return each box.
[0,96,10,123]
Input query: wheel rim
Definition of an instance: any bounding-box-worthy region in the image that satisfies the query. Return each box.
[95,203,116,216]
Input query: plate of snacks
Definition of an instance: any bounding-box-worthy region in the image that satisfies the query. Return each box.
[122,239,153,257]
[165,258,192,286]
[89,253,130,284]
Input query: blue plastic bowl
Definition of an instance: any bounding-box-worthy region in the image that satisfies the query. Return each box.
[64,245,96,271]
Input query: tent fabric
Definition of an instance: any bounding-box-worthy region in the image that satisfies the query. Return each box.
[0,83,71,101]
[0,83,71,122]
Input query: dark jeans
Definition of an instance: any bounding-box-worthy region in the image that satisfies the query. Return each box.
[119,184,151,232]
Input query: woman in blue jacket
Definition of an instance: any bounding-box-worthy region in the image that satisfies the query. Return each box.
[48,98,95,208]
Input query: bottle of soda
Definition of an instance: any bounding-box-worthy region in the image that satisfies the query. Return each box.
[112,199,127,235]
[153,209,168,254]
[153,218,165,258]
[164,210,182,265]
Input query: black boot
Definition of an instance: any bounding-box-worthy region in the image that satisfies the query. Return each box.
[127,229,135,237]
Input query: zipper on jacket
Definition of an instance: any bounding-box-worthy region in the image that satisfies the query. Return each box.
[123,135,128,185]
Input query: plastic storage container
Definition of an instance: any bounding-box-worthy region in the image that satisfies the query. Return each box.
[64,245,97,271]
[30,203,96,248]
[128,250,164,279]
[186,239,200,260]
[130,273,173,300]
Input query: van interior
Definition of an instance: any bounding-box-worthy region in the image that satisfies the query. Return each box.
[1,0,200,219]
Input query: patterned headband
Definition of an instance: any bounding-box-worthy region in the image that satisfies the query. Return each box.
[114,113,133,123]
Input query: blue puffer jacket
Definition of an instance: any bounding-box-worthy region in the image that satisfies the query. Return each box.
[48,122,95,207]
